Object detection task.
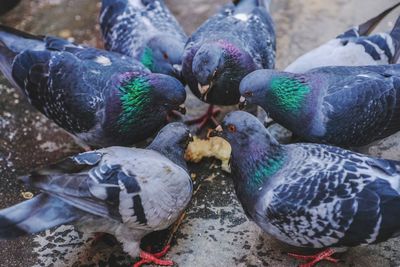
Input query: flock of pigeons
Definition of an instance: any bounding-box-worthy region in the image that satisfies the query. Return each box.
[0,0,400,266]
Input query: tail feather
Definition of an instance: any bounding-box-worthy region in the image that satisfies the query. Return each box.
[0,194,81,239]
[0,25,46,89]
[390,16,400,63]
[0,40,17,85]
[0,25,45,54]
[358,2,400,36]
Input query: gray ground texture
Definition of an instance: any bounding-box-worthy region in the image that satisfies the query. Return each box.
[0,0,400,266]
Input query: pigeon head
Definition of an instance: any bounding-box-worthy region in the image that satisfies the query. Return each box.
[148,122,193,169]
[140,35,185,81]
[239,69,311,114]
[210,111,284,192]
[210,111,278,153]
[191,40,257,105]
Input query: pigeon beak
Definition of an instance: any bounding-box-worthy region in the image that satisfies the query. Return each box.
[198,83,210,95]
[185,132,194,147]
[175,104,186,115]
[173,64,182,73]
[238,96,247,110]
[188,133,194,142]
[208,125,223,138]
[198,82,213,101]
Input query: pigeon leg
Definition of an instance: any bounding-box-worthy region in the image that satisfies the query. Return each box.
[133,245,173,267]
[185,105,221,131]
[166,110,184,122]
[288,248,339,267]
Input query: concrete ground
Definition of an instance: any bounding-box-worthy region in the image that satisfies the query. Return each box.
[0,0,400,266]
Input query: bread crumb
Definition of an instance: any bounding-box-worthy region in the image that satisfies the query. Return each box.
[185,137,231,172]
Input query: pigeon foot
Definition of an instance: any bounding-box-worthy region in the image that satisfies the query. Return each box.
[288,248,339,267]
[185,105,221,132]
[133,244,173,267]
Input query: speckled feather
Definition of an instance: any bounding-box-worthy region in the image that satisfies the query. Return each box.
[182,0,275,105]
[240,64,400,147]
[100,0,187,75]
[285,4,400,73]
[0,25,186,147]
[221,111,400,251]
[0,123,193,258]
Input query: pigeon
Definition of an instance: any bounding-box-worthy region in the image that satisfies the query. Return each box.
[0,0,21,15]
[285,3,400,73]
[100,0,187,81]
[239,64,400,147]
[0,122,193,267]
[182,0,275,128]
[0,25,186,148]
[210,111,400,267]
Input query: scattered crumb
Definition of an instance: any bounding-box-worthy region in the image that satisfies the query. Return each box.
[21,191,34,199]
[59,29,72,38]
[185,137,231,172]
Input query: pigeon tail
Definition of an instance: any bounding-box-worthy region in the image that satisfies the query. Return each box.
[0,25,46,88]
[390,16,400,63]
[0,39,16,84]
[357,2,400,36]
[0,25,45,54]
[0,194,81,239]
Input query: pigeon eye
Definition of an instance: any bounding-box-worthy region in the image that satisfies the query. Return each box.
[227,124,236,133]
[244,91,253,97]
[163,52,169,60]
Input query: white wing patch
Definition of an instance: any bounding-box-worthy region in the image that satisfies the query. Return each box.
[94,56,112,66]
[234,13,250,22]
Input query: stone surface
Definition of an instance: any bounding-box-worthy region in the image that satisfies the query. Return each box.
[1,0,400,267]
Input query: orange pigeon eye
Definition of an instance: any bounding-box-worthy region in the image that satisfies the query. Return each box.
[244,91,253,97]
[163,52,169,60]
[227,124,236,133]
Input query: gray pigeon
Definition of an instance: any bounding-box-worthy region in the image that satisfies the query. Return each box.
[285,3,400,73]
[0,25,186,148]
[0,122,193,267]
[239,64,400,147]
[100,0,187,81]
[210,111,400,267]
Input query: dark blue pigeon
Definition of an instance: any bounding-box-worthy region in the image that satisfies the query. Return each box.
[210,111,400,267]
[0,25,186,148]
[239,64,400,147]
[0,122,193,267]
[182,0,275,128]
[286,3,400,73]
[100,0,187,81]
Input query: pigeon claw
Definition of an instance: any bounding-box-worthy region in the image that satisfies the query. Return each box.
[133,245,173,267]
[288,248,339,267]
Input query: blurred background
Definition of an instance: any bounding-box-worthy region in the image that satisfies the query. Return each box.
[0,0,399,266]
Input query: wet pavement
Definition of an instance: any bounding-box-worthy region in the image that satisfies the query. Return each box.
[1,0,400,266]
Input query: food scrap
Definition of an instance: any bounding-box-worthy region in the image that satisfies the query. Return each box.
[185,136,231,172]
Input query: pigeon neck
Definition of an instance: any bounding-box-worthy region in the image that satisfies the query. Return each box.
[140,47,154,70]
[232,142,285,194]
[267,75,310,113]
[117,75,152,133]
[263,75,312,130]
[147,141,187,170]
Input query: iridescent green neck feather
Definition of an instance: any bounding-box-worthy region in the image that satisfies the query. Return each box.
[118,77,151,133]
[247,152,285,192]
[140,47,154,70]
[269,76,310,112]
